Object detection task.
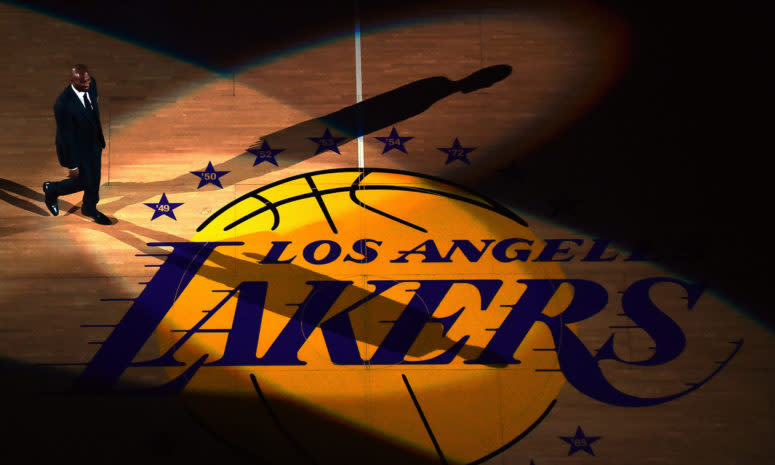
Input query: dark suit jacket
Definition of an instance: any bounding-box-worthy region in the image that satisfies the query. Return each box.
[54,78,106,169]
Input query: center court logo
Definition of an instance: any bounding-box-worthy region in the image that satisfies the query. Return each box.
[74,168,741,465]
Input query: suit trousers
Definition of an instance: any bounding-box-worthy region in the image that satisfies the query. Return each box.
[51,148,102,213]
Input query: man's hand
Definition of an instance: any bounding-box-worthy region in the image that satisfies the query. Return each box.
[67,167,79,179]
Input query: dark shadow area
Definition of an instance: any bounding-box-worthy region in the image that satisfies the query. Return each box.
[185,380,449,465]
[0,178,81,237]
[9,0,540,72]
[0,353,250,463]
[464,1,771,328]
[294,64,511,140]
[0,177,49,216]
[246,65,510,161]
[1,353,520,465]
[245,65,511,159]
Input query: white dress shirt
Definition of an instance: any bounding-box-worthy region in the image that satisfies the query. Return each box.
[70,84,89,108]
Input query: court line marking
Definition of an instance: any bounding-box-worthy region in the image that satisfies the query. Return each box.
[354,1,364,168]
[402,373,449,465]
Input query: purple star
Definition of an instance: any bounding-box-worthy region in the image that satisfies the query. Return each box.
[144,193,183,221]
[375,126,413,154]
[247,140,284,166]
[437,138,476,165]
[190,161,230,188]
[559,426,601,456]
[308,128,346,155]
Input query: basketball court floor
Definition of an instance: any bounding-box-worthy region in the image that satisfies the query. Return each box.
[0,1,771,464]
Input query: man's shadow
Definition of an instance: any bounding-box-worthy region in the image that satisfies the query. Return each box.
[247,63,513,163]
[100,64,513,213]
[0,178,101,236]
[0,178,50,216]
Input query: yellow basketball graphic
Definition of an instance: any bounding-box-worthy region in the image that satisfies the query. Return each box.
[155,168,572,465]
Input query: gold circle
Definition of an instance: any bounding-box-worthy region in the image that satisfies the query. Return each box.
[158,170,571,464]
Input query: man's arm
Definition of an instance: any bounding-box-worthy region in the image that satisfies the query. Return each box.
[89,77,106,149]
[54,99,78,170]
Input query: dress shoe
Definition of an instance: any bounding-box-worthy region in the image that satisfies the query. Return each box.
[42,182,59,216]
[82,208,112,225]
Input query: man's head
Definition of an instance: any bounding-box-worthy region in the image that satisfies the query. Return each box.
[71,64,91,92]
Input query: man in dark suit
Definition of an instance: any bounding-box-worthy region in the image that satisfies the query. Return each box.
[43,64,111,225]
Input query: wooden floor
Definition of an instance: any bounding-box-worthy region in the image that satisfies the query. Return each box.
[0,2,772,464]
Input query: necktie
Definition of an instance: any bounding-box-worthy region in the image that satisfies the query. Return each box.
[84,93,94,112]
